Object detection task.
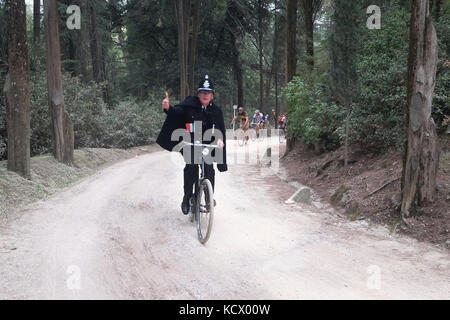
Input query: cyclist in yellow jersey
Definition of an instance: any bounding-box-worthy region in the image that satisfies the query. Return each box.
[231,107,249,143]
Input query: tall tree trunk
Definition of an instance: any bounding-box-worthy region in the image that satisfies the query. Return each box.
[302,0,314,72]
[230,31,244,108]
[269,0,281,126]
[401,0,439,217]
[4,0,31,179]
[89,1,104,83]
[44,0,74,165]
[275,71,279,129]
[73,0,91,82]
[33,0,41,71]
[285,0,298,86]
[330,0,359,166]
[435,0,442,21]
[188,0,200,94]
[184,2,190,94]
[285,0,298,151]
[174,0,189,100]
[88,1,108,102]
[344,104,351,166]
[258,0,265,114]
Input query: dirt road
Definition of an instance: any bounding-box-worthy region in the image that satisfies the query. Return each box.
[0,140,449,299]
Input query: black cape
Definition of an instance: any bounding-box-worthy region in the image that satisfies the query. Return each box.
[156,96,228,172]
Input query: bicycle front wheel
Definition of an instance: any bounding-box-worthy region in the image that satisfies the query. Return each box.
[196,179,214,244]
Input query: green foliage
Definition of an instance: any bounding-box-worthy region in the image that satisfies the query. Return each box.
[27,72,164,158]
[283,76,344,152]
[1,0,448,161]
[351,4,410,151]
[100,95,165,149]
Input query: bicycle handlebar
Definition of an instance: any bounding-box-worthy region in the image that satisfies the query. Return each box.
[180,141,221,149]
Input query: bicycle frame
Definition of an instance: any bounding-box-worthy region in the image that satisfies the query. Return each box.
[181,140,220,200]
[181,141,219,244]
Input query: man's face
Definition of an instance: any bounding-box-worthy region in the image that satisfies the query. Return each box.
[198,92,214,106]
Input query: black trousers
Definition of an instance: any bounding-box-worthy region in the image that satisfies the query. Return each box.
[184,164,215,198]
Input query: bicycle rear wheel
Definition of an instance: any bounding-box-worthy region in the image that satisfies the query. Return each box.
[279,128,286,143]
[237,129,245,146]
[250,127,257,141]
[196,179,214,244]
[188,196,195,223]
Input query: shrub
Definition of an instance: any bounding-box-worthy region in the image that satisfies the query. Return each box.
[353,5,410,152]
[28,72,165,157]
[100,96,165,149]
[283,76,344,152]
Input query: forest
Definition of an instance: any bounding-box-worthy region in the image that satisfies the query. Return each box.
[1,0,450,301]
[0,0,449,217]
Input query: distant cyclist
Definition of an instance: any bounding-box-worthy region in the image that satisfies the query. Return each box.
[251,110,265,138]
[270,109,278,127]
[278,113,287,130]
[251,109,261,124]
[258,112,266,130]
[231,107,249,143]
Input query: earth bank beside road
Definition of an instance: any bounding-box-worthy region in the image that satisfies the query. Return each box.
[0,145,161,220]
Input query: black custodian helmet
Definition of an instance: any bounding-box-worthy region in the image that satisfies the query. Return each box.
[197,75,215,93]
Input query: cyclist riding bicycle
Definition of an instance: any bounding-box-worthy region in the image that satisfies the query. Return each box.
[258,111,266,130]
[251,109,261,124]
[278,113,287,130]
[157,75,227,215]
[231,107,249,143]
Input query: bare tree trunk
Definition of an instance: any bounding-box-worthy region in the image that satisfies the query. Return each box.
[89,1,104,83]
[302,0,314,72]
[258,0,265,113]
[73,0,91,82]
[226,1,244,109]
[285,0,297,86]
[270,0,281,126]
[33,0,41,71]
[175,0,190,100]
[188,0,200,94]
[183,1,190,96]
[285,0,298,151]
[230,32,244,108]
[275,72,279,129]
[401,0,439,217]
[344,104,351,167]
[88,1,108,102]
[4,0,31,179]
[435,0,442,21]
[44,0,74,165]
